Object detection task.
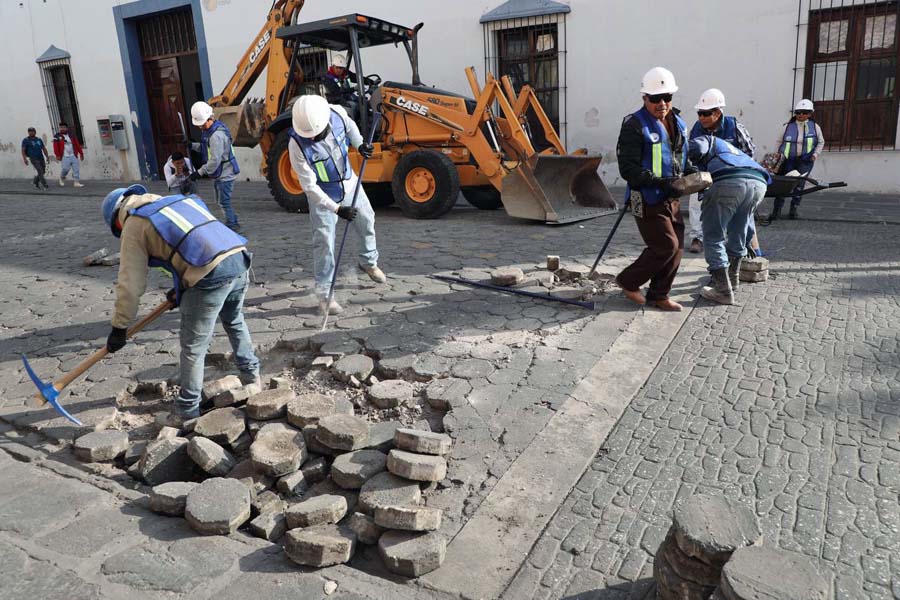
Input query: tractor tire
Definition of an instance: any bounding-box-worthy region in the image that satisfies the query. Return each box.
[266,129,309,213]
[363,183,395,208]
[391,150,460,219]
[462,186,502,210]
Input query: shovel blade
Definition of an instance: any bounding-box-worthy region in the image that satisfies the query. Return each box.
[501,154,617,224]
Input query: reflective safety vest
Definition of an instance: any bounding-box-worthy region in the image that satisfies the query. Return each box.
[129,195,247,301]
[626,107,688,206]
[780,119,818,160]
[689,116,738,145]
[289,109,351,201]
[689,136,772,184]
[200,120,241,178]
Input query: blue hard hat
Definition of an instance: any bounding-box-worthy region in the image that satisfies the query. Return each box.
[101,184,146,237]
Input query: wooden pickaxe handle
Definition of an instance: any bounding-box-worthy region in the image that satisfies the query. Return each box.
[31,300,173,407]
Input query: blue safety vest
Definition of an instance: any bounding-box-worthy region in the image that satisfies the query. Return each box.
[689,116,738,145]
[626,107,688,206]
[200,120,240,178]
[129,195,247,301]
[689,136,772,184]
[289,109,352,201]
[780,120,818,160]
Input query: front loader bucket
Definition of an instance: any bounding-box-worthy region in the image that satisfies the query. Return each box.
[501,155,617,224]
[213,101,266,148]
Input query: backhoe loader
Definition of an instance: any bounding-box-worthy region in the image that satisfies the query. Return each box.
[206,4,615,223]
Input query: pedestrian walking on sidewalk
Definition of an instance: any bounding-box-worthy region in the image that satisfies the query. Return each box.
[615,67,697,312]
[189,101,242,232]
[288,95,386,316]
[100,185,260,420]
[687,88,756,254]
[767,99,824,222]
[53,122,85,187]
[21,127,50,189]
[688,135,770,305]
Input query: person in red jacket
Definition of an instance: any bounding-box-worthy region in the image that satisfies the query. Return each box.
[53,122,85,187]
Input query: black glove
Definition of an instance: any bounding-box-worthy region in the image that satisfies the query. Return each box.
[337,206,358,222]
[106,327,127,353]
[654,176,681,198]
[166,288,179,309]
[358,143,374,159]
[189,171,201,182]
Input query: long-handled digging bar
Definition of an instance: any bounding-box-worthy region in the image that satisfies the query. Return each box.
[22,299,173,425]
[321,112,382,332]
[587,200,630,280]
[431,275,596,310]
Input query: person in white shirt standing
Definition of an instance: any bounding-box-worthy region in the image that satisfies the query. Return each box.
[767,99,825,221]
[287,95,385,316]
[164,151,196,194]
[52,122,85,187]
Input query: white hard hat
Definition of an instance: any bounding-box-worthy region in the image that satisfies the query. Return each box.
[695,88,726,110]
[190,101,214,126]
[332,54,348,69]
[640,67,678,95]
[794,99,814,112]
[292,95,332,138]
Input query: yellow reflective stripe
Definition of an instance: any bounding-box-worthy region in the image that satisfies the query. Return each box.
[159,206,193,233]
[314,161,329,182]
[783,142,791,158]
[806,137,814,153]
[182,197,215,220]
[651,143,662,177]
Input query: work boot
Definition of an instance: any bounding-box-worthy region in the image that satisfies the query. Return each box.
[319,298,343,315]
[766,206,781,222]
[728,255,742,291]
[701,268,734,305]
[240,371,262,396]
[653,298,683,312]
[615,276,646,305]
[688,238,702,254]
[361,264,386,283]
[788,205,799,219]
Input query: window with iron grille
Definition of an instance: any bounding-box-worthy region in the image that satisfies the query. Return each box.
[483,12,567,150]
[802,1,900,150]
[38,59,84,146]
[137,9,196,60]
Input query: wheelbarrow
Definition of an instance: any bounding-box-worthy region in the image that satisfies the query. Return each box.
[765,174,847,198]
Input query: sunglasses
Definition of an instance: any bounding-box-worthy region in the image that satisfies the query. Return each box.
[697,110,716,117]
[646,93,673,104]
[795,110,812,115]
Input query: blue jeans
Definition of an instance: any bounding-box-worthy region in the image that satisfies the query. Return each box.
[701,178,767,271]
[308,179,378,299]
[773,157,814,210]
[60,156,80,180]
[176,269,259,417]
[214,178,239,227]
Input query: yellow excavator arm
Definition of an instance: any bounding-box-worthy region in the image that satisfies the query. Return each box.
[207,0,304,123]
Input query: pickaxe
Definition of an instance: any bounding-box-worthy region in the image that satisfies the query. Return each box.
[22,300,173,425]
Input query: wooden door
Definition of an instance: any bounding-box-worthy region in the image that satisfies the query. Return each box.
[143,57,187,178]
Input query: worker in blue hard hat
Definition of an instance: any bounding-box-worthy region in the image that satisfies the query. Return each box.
[100,185,260,420]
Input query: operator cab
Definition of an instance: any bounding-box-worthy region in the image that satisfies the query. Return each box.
[276,14,424,137]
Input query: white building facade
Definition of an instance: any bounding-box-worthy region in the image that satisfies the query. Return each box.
[1,0,898,192]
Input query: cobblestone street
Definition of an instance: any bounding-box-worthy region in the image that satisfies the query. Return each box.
[1,180,898,599]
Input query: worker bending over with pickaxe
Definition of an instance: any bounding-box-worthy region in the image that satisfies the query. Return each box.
[101,185,261,422]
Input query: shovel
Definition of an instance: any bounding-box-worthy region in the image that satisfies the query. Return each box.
[22,300,173,425]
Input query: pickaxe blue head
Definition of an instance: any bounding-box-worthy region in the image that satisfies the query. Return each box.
[21,354,82,426]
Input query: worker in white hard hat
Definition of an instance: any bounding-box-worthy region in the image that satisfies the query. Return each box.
[686,88,757,254]
[323,53,358,110]
[615,67,698,312]
[188,101,243,232]
[287,94,384,316]
[766,99,825,221]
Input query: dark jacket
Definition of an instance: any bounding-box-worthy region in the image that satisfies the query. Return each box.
[616,107,696,191]
[323,67,358,105]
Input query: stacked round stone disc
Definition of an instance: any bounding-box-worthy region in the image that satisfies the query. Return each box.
[654,495,761,600]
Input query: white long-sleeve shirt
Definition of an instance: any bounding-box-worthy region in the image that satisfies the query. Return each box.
[163,156,195,189]
[288,104,363,213]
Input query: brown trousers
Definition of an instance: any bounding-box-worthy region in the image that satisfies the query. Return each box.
[617,198,684,301]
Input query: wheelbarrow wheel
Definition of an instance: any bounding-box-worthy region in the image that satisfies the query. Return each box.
[392,150,459,219]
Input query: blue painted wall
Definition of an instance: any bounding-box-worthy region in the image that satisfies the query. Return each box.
[113,0,213,179]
